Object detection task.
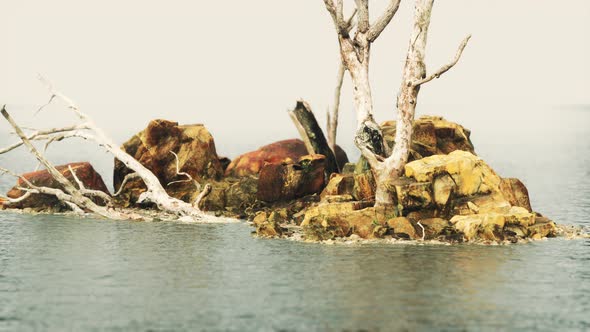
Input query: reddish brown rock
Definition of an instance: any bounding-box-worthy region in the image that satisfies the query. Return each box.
[5,162,109,211]
[257,154,326,203]
[225,139,349,177]
[113,119,223,205]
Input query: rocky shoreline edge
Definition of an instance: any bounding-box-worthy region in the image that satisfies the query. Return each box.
[1,116,583,245]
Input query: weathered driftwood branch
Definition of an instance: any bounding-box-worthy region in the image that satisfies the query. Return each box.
[35,77,205,218]
[67,165,112,203]
[327,61,346,155]
[112,173,140,197]
[193,183,212,211]
[289,100,340,175]
[1,105,118,218]
[0,124,90,155]
[412,35,471,86]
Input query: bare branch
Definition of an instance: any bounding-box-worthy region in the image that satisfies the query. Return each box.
[113,173,140,197]
[35,94,56,115]
[336,0,344,26]
[68,165,86,189]
[345,8,358,32]
[36,78,204,218]
[1,106,78,194]
[1,166,82,213]
[0,124,90,155]
[0,192,32,205]
[167,151,201,190]
[367,0,401,42]
[412,35,472,86]
[68,165,112,203]
[323,0,339,28]
[327,61,346,153]
[355,0,369,33]
[64,201,85,215]
[193,183,212,211]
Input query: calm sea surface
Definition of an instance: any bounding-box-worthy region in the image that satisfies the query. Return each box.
[0,106,589,331]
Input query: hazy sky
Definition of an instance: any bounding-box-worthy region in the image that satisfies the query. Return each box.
[1,0,589,160]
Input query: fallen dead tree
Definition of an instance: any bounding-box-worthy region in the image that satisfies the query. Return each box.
[0,78,212,221]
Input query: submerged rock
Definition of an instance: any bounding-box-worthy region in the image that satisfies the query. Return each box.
[224,139,349,177]
[113,119,223,205]
[5,162,109,212]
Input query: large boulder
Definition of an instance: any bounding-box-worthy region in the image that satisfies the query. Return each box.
[113,119,223,205]
[381,115,475,161]
[225,139,349,177]
[399,151,555,242]
[257,154,326,202]
[5,162,109,211]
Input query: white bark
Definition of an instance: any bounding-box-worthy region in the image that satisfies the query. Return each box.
[322,0,470,207]
[1,106,119,218]
[326,60,345,154]
[36,78,206,218]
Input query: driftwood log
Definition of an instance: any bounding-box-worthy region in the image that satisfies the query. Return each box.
[288,100,340,175]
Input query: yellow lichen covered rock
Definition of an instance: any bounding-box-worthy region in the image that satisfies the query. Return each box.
[387,217,418,239]
[450,213,506,241]
[301,204,394,240]
[404,151,502,197]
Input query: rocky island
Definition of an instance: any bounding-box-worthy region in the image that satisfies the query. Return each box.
[0,115,559,244]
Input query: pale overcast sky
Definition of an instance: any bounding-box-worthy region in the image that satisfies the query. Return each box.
[1,1,589,160]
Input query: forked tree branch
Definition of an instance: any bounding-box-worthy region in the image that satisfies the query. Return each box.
[412,35,472,86]
[0,124,90,155]
[67,165,112,203]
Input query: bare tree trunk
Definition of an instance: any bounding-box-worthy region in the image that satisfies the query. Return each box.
[389,0,432,176]
[326,61,345,154]
[289,100,340,175]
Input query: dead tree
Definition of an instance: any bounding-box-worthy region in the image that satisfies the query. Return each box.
[322,0,470,206]
[0,78,211,221]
